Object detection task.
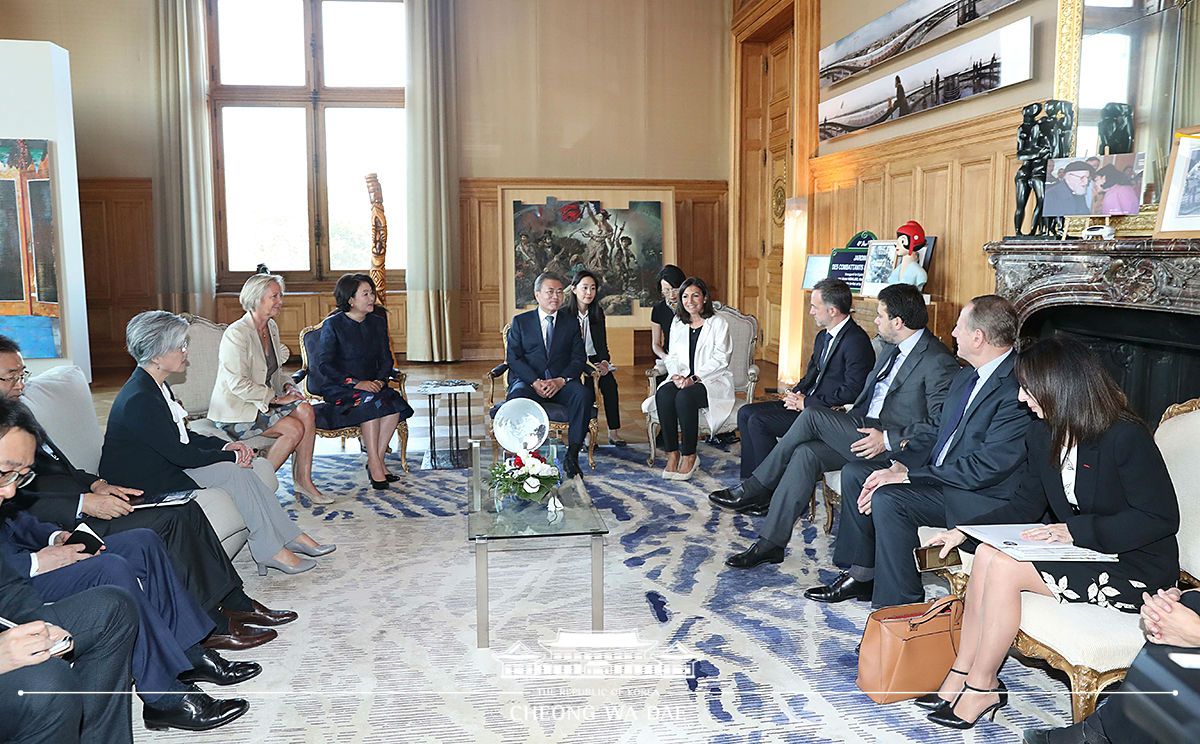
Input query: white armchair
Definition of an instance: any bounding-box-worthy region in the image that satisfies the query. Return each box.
[920,396,1200,723]
[643,302,759,466]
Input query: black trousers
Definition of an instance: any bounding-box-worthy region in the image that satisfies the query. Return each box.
[584,356,620,430]
[656,382,708,456]
[0,586,138,744]
[736,399,801,479]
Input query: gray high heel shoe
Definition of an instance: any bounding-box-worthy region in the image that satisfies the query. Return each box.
[285,539,336,557]
[256,556,317,576]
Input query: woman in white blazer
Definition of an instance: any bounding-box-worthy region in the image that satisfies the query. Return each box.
[642,277,734,480]
[209,273,330,504]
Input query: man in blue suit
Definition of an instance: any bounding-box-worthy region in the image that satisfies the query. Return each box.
[807,295,1033,607]
[736,278,875,485]
[506,272,595,476]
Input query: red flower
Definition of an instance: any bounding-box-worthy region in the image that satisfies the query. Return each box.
[528,451,544,462]
[559,203,583,222]
[513,456,524,468]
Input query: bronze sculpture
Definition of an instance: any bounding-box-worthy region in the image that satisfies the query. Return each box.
[1098,102,1134,155]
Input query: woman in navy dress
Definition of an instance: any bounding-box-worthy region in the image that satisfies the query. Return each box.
[316,274,414,489]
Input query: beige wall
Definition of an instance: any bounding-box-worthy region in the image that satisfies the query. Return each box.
[455,0,730,179]
[818,0,1058,155]
[0,0,158,179]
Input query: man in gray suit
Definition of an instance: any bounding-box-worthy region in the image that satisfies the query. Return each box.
[714,283,959,570]
[806,295,1033,606]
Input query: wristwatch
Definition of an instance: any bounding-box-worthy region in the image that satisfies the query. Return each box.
[689,374,700,384]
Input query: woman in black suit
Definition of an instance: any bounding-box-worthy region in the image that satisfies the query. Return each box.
[563,270,625,446]
[921,336,1179,730]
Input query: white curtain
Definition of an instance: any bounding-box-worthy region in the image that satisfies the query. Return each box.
[405,0,462,361]
[154,0,216,317]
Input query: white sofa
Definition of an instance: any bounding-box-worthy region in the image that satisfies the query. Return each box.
[22,365,250,559]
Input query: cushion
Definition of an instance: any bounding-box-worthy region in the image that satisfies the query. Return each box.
[23,366,103,474]
[1154,405,1200,577]
[167,314,227,417]
[192,488,249,560]
[1017,593,1143,671]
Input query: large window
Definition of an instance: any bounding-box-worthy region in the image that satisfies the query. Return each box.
[207,0,406,290]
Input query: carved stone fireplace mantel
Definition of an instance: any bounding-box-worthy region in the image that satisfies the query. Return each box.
[985,239,1200,324]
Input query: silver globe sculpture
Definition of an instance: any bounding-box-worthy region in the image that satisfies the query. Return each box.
[493,398,550,455]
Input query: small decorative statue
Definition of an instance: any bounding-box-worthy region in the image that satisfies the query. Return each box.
[1098,102,1134,155]
[1012,99,1075,238]
[890,221,928,290]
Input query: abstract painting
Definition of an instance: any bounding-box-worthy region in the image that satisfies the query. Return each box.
[818,16,1032,142]
[820,0,1028,88]
[0,138,62,356]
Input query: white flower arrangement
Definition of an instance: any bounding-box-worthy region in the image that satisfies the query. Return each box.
[486,450,561,503]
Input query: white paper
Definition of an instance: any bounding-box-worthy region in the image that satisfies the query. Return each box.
[958,523,1118,562]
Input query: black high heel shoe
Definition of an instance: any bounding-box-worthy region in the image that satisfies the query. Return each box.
[928,680,1008,729]
[365,463,397,487]
[914,667,968,712]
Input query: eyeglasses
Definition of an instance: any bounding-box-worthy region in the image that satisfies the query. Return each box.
[0,369,29,385]
[0,469,36,488]
[177,343,189,353]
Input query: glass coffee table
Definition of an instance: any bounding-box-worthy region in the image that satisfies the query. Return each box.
[466,440,609,648]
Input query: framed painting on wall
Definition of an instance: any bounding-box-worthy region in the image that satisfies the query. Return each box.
[498,186,677,329]
[1155,127,1200,239]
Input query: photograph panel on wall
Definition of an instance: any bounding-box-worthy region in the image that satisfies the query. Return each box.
[817,15,1032,142]
[820,0,1028,88]
[1043,152,1146,217]
[802,254,832,289]
[1155,127,1200,238]
[499,186,676,328]
[0,138,62,357]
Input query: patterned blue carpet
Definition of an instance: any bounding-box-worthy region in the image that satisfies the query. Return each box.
[139,443,1076,743]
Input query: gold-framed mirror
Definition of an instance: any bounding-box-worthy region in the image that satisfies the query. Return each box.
[1052,0,1198,236]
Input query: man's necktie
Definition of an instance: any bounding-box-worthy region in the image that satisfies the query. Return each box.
[930,370,979,466]
[874,346,901,385]
[543,315,555,378]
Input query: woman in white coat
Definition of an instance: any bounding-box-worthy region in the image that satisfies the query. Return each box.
[642,277,734,481]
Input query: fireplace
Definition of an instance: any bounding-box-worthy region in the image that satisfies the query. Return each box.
[986,238,1200,426]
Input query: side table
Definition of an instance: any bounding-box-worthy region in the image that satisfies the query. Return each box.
[414,379,478,469]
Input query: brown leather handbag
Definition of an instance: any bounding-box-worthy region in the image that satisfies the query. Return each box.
[856,594,964,704]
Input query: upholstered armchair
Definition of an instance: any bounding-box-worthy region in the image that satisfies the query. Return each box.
[483,323,599,466]
[642,302,759,466]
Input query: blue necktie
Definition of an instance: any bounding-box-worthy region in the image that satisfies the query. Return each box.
[930,370,979,466]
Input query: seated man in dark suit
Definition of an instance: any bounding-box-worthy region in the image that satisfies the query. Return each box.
[710,283,959,569]
[505,272,595,476]
[0,334,291,651]
[0,399,254,733]
[0,560,137,744]
[806,295,1032,606]
[736,277,874,485]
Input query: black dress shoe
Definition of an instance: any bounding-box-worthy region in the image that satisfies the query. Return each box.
[202,622,277,651]
[742,502,769,517]
[564,446,583,478]
[143,685,249,732]
[708,485,770,513]
[178,648,262,686]
[724,540,785,569]
[1022,715,1110,744]
[803,572,874,603]
[222,599,298,628]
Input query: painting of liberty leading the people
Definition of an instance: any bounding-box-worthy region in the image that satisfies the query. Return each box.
[512,197,663,313]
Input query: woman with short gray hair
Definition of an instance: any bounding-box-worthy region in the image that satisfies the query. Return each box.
[100,310,335,576]
[210,273,328,504]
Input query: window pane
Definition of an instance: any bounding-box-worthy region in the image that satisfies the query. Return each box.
[217,0,306,85]
[322,1,406,87]
[325,108,405,270]
[222,107,311,271]
[1079,33,1130,109]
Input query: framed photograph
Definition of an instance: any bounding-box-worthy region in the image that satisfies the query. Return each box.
[802,254,831,289]
[498,185,676,329]
[1044,152,1145,217]
[1155,127,1200,238]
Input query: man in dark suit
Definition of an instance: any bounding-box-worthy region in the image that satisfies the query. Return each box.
[505,272,595,476]
[0,434,138,744]
[711,283,959,569]
[736,277,874,482]
[0,334,288,650]
[0,399,254,733]
[806,295,1032,606]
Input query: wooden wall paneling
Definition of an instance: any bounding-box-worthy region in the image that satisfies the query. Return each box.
[78,179,155,370]
[857,175,884,239]
[885,169,914,239]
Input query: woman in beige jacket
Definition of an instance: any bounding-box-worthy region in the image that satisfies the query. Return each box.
[209,273,330,504]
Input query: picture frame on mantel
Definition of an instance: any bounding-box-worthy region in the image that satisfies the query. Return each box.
[497,185,677,330]
[1154,126,1200,239]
